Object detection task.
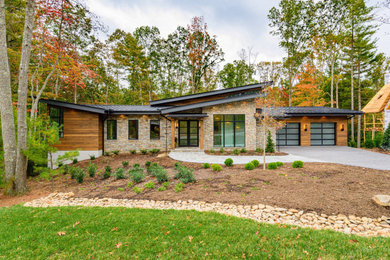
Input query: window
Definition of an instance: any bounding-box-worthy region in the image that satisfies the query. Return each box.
[49,107,64,138]
[150,120,160,140]
[213,114,245,147]
[107,120,117,140]
[128,120,138,140]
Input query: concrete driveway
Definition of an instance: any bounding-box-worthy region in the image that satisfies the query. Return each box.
[280,146,390,171]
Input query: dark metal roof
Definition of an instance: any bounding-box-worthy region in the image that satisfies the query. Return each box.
[161,93,260,114]
[149,81,272,106]
[39,99,107,114]
[167,113,208,118]
[258,106,364,118]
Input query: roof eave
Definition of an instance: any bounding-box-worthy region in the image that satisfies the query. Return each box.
[39,99,107,114]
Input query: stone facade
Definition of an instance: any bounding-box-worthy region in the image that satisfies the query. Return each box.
[104,114,172,153]
[202,100,257,151]
[256,122,277,150]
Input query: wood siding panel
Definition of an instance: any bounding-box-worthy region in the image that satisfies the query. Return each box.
[284,116,348,146]
[53,108,102,151]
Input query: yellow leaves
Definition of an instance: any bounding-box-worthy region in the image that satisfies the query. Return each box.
[57,231,66,236]
[188,236,193,242]
[111,227,118,232]
[115,242,122,248]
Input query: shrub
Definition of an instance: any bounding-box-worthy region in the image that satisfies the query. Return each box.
[133,163,140,168]
[117,188,124,192]
[72,158,78,164]
[130,150,137,154]
[150,148,160,154]
[374,133,383,148]
[203,163,210,169]
[292,160,304,168]
[251,160,260,167]
[256,148,263,153]
[105,165,111,173]
[102,168,111,179]
[132,186,143,194]
[240,148,247,153]
[114,168,126,180]
[157,186,166,191]
[211,164,222,172]
[381,123,390,151]
[244,162,255,170]
[174,165,196,183]
[364,139,375,149]
[219,148,225,154]
[267,162,278,170]
[112,150,120,155]
[276,162,284,167]
[224,158,233,167]
[162,182,170,188]
[122,161,129,167]
[210,149,215,154]
[75,168,85,184]
[69,166,77,179]
[89,155,95,160]
[232,149,240,155]
[140,149,148,155]
[104,151,110,156]
[129,166,145,183]
[145,161,151,167]
[155,170,168,183]
[87,162,97,177]
[265,131,275,153]
[174,182,184,193]
[348,140,357,148]
[62,165,70,175]
[126,181,134,188]
[174,162,181,168]
[144,181,155,189]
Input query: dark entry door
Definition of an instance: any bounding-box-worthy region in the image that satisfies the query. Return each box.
[179,120,199,147]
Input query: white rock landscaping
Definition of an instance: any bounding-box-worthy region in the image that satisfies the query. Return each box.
[24,192,390,237]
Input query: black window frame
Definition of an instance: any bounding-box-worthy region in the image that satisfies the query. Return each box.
[276,123,300,146]
[128,120,139,140]
[213,114,245,148]
[49,107,64,138]
[310,122,336,146]
[150,120,160,140]
[107,120,117,140]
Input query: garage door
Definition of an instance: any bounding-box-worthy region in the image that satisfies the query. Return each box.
[310,123,336,146]
[276,123,300,146]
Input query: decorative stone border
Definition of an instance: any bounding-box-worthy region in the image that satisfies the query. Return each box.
[24,193,390,237]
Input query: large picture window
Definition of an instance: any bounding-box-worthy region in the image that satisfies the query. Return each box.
[150,120,160,140]
[49,107,64,138]
[213,114,245,147]
[107,120,117,140]
[128,120,138,140]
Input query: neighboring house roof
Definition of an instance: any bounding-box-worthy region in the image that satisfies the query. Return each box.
[362,84,390,113]
[149,81,272,106]
[258,106,364,118]
[160,93,261,114]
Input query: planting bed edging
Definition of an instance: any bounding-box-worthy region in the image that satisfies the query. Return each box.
[24,192,390,237]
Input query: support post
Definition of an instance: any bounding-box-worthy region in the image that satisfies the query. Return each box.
[171,119,175,150]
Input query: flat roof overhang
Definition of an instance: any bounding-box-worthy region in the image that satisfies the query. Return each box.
[166,113,209,118]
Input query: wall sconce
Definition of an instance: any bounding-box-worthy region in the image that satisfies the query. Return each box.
[304,124,308,132]
[175,121,178,128]
[340,124,344,131]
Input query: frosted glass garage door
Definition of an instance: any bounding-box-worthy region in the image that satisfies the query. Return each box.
[276,123,300,146]
[310,123,336,146]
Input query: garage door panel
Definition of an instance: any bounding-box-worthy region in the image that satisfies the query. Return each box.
[277,123,300,146]
[310,123,336,146]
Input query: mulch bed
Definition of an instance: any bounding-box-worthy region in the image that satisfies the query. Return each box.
[1,154,390,218]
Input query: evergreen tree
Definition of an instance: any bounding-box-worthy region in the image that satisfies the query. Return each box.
[381,124,390,151]
[265,131,276,153]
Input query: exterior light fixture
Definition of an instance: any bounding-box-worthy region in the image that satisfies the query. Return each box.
[304,124,308,131]
[340,124,344,131]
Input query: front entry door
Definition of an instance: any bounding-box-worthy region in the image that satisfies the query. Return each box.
[179,120,199,147]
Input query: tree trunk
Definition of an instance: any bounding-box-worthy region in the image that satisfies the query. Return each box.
[357,62,361,148]
[0,0,17,194]
[74,82,77,104]
[336,77,339,108]
[288,63,292,106]
[15,0,35,194]
[330,57,334,108]
[263,125,266,170]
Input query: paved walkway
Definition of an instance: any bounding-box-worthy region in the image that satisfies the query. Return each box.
[169,146,390,171]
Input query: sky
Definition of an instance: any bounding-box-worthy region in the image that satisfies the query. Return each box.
[85,0,390,64]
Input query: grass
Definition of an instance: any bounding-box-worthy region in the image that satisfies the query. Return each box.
[0,206,389,258]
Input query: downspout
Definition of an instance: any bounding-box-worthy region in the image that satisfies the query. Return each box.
[160,113,172,154]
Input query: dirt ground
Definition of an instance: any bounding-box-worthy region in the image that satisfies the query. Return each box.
[1,154,389,218]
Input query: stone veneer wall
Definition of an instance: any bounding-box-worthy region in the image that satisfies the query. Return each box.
[256,122,277,150]
[202,100,257,151]
[104,115,172,152]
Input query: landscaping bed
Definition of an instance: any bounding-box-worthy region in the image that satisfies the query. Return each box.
[204,150,287,156]
[1,154,390,219]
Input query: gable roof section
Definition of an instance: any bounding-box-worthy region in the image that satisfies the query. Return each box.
[149,81,272,106]
[362,84,390,113]
[259,106,364,118]
[161,92,260,114]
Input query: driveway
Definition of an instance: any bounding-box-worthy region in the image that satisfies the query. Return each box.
[280,146,390,171]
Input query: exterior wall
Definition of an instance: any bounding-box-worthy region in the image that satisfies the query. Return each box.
[256,122,277,149]
[53,107,102,151]
[202,99,257,151]
[104,114,172,152]
[284,116,348,146]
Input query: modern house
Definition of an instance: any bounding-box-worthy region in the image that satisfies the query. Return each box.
[40,82,363,162]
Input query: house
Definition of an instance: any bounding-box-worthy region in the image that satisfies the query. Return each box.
[40,82,363,162]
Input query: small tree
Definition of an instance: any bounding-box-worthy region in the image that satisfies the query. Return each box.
[381,123,390,151]
[255,86,286,170]
[265,131,275,153]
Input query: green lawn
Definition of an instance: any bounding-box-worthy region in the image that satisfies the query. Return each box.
[0,206,388,259]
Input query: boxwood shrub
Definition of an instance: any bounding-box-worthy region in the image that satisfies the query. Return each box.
[292,160,304,168]
[251,160,260,167]
[211,164,222,172]
[224,158,233,167]
[244,162,255,170]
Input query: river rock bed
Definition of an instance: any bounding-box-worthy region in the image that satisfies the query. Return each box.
[24,192,390,237]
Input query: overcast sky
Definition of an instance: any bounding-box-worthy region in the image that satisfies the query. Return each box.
[85,0,390,64]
